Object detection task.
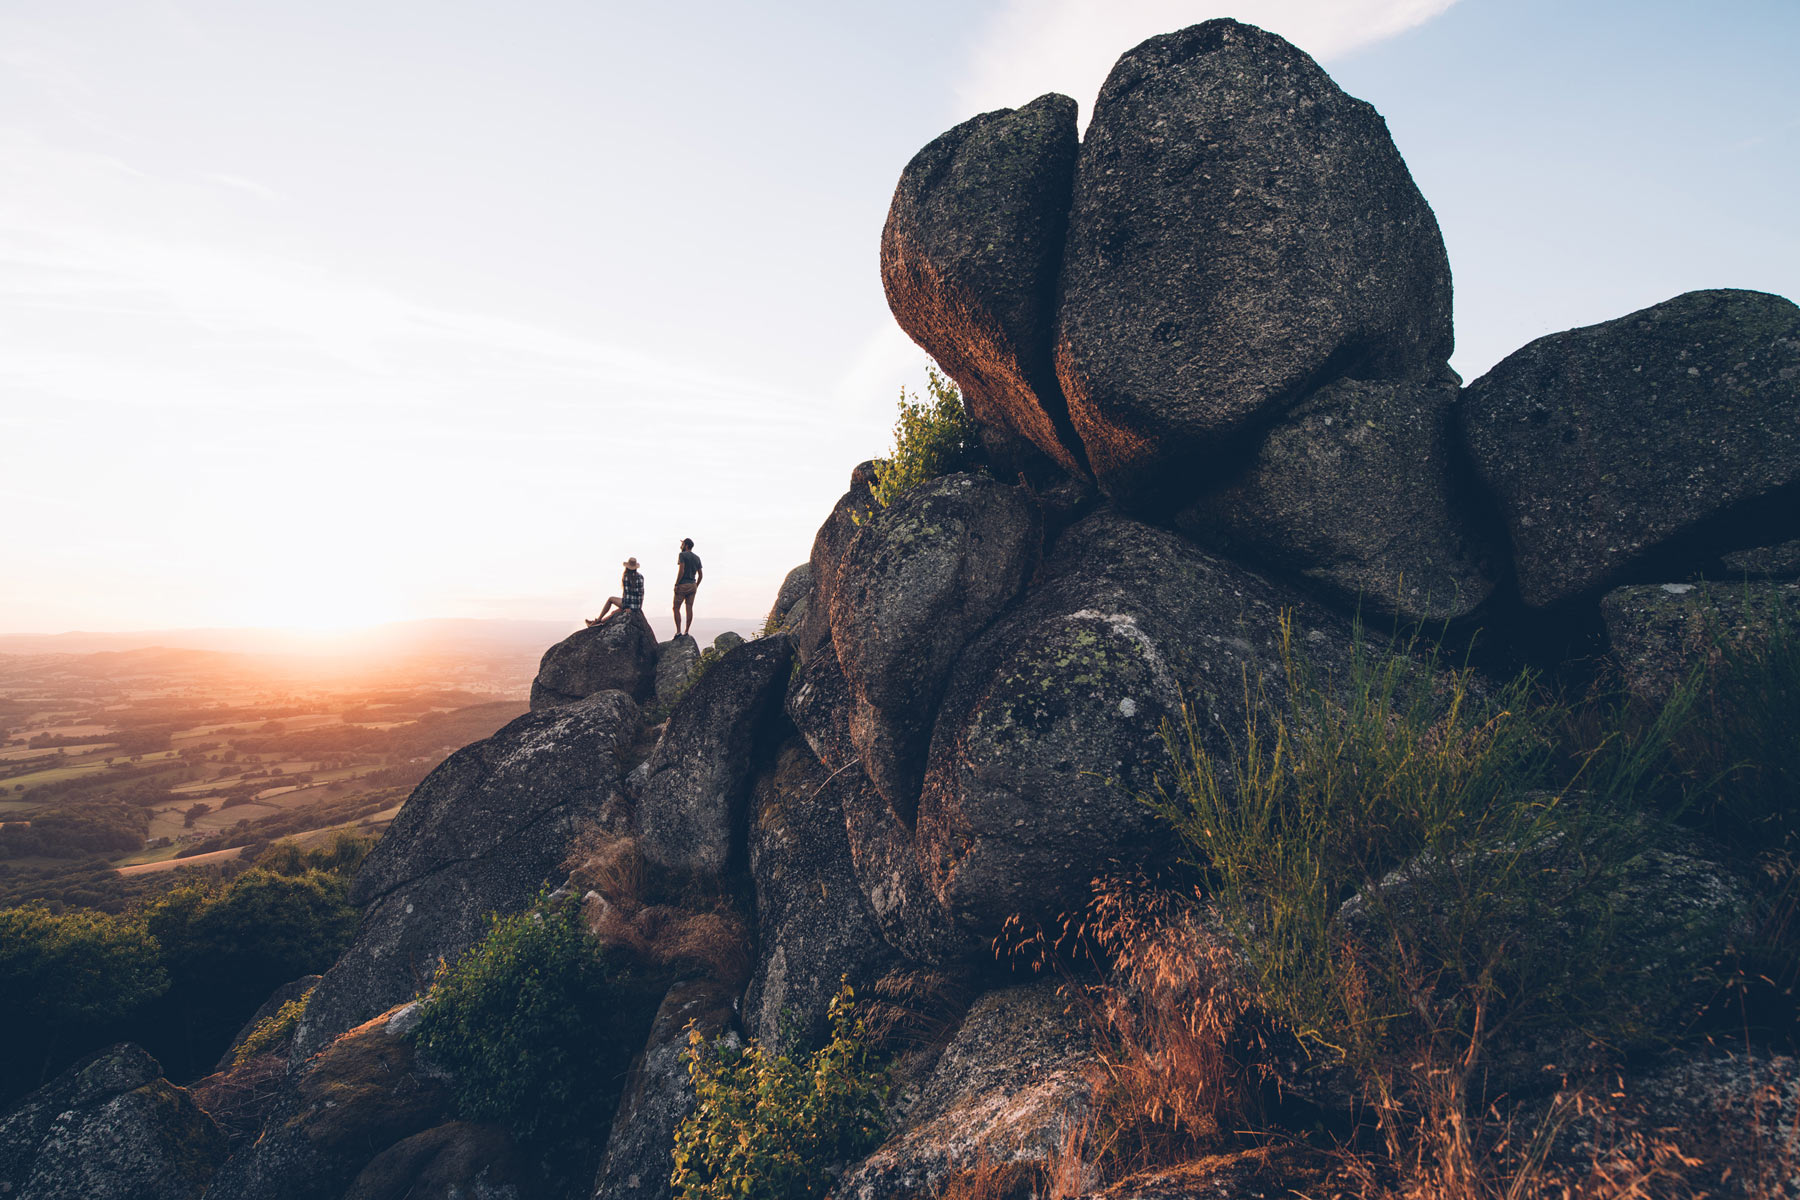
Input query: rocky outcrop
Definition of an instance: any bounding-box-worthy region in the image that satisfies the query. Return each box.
[764,563,813,637]
[797,462,880,664]
[653,634,700,706]
[744,740,896,1047]
[635,635,793,880]
[532,617,658,709]
[1054,19,1453,505]
[785,649,970,965]
[1176,372,1496,621]
[293,691,638,1058]
[881,93,1085,475]
[918,508,1353,934]
[204,1004,455,1200]
[835,980,1095,1200]
[1457,289,1800,608]
[831,473,1042,813]
[341,1121,524,1200]
[1602,579,1800,704]
[593,978,737,1200]
[0,1044,227,1200]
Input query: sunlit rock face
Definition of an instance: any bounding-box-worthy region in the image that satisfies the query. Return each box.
[882,92,1086,477]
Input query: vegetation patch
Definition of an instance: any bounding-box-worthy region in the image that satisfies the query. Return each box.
[670,983,888,1200]
[408,894,659,1147]
[870,366,980,508]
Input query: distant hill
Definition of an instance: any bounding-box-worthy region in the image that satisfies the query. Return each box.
[0,616,760,661]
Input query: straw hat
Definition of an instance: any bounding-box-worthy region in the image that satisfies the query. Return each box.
[624,557,640,568]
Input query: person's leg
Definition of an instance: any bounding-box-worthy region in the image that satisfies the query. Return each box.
[681,591,695,634]
[672,593,684,636]
[589,597,620,627]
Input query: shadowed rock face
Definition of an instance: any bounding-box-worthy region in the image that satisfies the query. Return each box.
[593,979,736,1200]
[635,634,794,880]
[917,507,1353,935]
[1457,288,1800,608]
[653,634,700,706]
[785,648,971,965]
[882,93,1086,476]
[292,691,638,1059]
[797,462,880,665]
[1176,372,1497,621]
[0,1044,227,1200]
[1601,579,1800,705]
[1055,19,1453,507]
[204,1005,455,1200]
[744,739,896,1049]
[531,617,658,708]
[831,473,1042,815]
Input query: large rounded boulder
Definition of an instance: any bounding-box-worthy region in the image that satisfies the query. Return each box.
[831,473,1042,814]
[635,634,795,880]
[882,93,1086,476]
[531,617,658,709]
[1457,288,1800,608]
[917,508,1353,934]
[1176,372,1497,621]
[1055,19,1453,507]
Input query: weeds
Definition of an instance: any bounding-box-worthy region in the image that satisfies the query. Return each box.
[670,984,887,1200]
[870,365,980,508]
[563,830,750,984]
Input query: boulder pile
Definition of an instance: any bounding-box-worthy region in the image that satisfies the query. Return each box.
[9,18,1794,1200]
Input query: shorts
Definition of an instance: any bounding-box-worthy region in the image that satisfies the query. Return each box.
[673,582,698,600]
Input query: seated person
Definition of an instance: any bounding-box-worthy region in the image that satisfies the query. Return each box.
[588,557,646,628]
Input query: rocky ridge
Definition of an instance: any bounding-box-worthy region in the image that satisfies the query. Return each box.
[8,18,1796,1200]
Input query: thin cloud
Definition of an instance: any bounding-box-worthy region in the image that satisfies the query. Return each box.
[958,0,1462,122]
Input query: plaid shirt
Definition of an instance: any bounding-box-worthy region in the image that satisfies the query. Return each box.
[620,569,644,611]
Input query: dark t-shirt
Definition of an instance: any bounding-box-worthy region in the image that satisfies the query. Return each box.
[677,550,702,585]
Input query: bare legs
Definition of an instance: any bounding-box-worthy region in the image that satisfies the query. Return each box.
[587,597,622,627]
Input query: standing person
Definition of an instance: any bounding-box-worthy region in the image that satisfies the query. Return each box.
[672,538,703,637]
[588,557,646,628]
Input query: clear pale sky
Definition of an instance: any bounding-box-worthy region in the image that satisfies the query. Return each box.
[2,0,1796,635]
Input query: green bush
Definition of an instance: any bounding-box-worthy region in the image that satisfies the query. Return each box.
[870,366,979,508]
[408,896,653,1144]
[670,985,887,1200]
[0,903,167,1096]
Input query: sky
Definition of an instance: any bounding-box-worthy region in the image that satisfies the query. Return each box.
[1,0,1796,637]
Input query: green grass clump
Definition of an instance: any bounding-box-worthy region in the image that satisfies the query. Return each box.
[408,895,656,1145]
[870,366,979,508]
[1146,619,1704,1101]
[231,986,314,1066]
[670,984,887,1200]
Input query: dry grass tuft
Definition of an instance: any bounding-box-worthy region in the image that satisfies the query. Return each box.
[562,828,750,985]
